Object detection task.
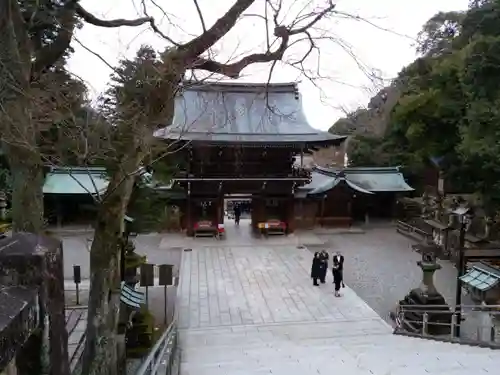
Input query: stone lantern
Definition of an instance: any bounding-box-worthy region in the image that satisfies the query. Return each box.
[393,238,452,335]
[0,191,7,221]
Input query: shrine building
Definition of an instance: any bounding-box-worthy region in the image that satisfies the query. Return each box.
[294,166,415,228]
[154,81,346,236]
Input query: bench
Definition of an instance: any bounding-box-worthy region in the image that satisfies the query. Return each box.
[258,221,286,236]
[193,221,222,238]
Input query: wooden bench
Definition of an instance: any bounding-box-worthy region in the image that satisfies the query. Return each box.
[193,221,219,238]
[258,221,286,236]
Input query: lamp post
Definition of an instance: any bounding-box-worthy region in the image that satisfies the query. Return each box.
[453,207,471,338]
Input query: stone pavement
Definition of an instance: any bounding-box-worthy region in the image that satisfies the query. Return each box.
[178,244,500,375]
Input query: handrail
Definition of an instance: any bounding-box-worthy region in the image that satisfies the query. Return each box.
[394,304,500,347]
[398,304,500,311]
[135,267,181,375]
[396,220,430,238]
[135,319,178,375]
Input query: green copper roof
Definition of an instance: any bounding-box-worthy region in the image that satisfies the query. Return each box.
[460,264,500,291]
[43,167,109,195]
[345,171,414,192]
[298,166,414,196]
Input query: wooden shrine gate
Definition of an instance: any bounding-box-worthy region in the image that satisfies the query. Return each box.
[155,81,347,237]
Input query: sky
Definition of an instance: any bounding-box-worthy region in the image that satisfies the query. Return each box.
[68,0,470,131]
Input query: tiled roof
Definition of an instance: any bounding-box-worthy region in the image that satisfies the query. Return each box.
[154,81,346,146]
[43,167,109,195]
[297,166,414,196]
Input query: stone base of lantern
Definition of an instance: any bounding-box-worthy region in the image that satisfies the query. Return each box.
[392,259,452,335]
[395,288,452,335]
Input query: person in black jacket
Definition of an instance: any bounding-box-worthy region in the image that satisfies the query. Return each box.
[332,251,344,297]
[319,250,329,284]
[311,252,322,286]
[233,204,241,225]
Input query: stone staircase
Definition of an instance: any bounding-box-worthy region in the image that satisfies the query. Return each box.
[179,318,499,375]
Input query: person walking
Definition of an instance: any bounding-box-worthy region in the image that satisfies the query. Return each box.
[233,204,241,225]
[319,250,329,284]
[311,252,322,286]
[332,251,344,297]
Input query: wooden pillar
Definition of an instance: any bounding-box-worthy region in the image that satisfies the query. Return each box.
[347,200,352,226]
[320,197,326,227]
[217,195,224,224]
[287,197,295,234]
[56,198,62,228]
[252,196,265,231]
[186,184,193,237]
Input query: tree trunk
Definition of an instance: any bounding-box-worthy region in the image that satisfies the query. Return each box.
[7,149,45,233]
[81,165,139,375]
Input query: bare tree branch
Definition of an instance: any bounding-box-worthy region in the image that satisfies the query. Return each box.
[179,0,256,57]
[185,0,336,79]
[75,3,153,28]
[189,25,289,78]
[289,1,336,35]
[140,0,181,46]
[192,0,207,32]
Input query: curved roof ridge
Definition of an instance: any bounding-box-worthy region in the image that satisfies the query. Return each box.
[345,166,402,173]
[181,80,298,94]
[312,165,340,176]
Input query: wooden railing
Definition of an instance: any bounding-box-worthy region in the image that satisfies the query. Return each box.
[396,220,431,242]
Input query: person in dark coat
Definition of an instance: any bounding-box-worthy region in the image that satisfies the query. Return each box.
[319,250,329,284]
[233,204,241,225]
[332,251,344,297]
[311,252,322,286]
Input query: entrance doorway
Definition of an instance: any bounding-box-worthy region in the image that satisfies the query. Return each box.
[224,195,252,238]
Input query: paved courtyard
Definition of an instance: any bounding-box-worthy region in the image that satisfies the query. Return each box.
[178,243,499,375]
[314,226,483,338]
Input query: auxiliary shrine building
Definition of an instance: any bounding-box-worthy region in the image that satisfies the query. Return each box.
[153,81,346,236]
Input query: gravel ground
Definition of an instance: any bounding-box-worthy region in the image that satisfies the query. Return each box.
[309,225,483,339]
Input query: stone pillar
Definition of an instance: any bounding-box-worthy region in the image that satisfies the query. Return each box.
[491,314,500,343]
[0,191,7,221]
[5,359,18,375]
[419,260,441,295]
[0,233,69,375]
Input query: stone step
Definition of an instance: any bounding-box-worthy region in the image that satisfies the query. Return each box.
[180,332,499,375]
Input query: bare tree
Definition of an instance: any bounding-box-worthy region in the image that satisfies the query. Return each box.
[0,3,156,375]
[78,1,345,374]
[1,1,381,374]
[0,0,156,234]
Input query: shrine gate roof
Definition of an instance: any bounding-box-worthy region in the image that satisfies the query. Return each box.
[154,81,346,146]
